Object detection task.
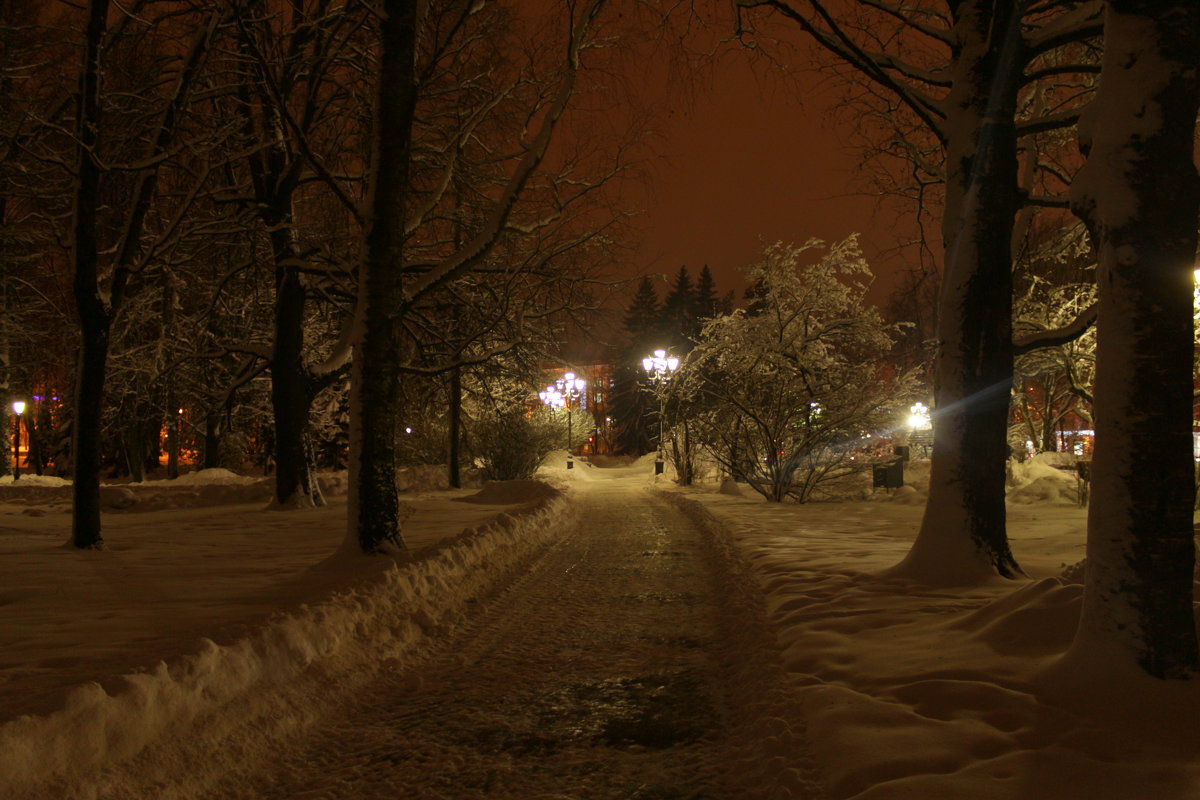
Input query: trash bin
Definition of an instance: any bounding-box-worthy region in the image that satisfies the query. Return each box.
[893,445,910,462]
[872,459,904,489]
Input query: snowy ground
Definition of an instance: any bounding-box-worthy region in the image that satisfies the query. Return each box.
[658,455,1200,799]
[1,468,573,798]
[1,454,1198,799]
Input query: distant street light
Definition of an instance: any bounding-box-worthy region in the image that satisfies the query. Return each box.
[558,372,587,469]
[642,349,680,475]
[11,400,25,481]
[907,401,931,431]
[907,401,932,457]
[539,383,567,467]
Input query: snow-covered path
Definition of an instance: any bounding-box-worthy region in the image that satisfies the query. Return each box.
[202,471,822,799]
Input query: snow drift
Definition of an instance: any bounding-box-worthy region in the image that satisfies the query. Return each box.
[657,482,1200,800]
[1,483,574,800]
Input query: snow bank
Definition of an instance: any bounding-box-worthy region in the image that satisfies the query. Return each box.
[657,488,1200,800]
[0,474,69,487]
[849,454,1081,506]
[157,468,258,486]
[456,479,560,505]
[0,488,574,800]
[1006,455,1081,505]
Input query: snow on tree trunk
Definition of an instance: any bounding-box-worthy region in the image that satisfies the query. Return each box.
[1065,0,1200,679]
[345,0,417,553]
[892,0,1023,584]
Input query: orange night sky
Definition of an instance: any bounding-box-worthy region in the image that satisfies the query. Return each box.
[612,29,924,310]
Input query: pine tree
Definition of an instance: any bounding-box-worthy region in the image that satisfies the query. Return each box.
[693,264,719,322]
[623,276,660,344]
[662,266,695,347]
[743,277,768,316]
[719,289,735,316]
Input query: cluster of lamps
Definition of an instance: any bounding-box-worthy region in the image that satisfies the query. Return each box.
[540,372,586,469]
[907,401,931,431]
[642,349,680,474]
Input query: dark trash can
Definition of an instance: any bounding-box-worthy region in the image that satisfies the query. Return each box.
[872,459,904,489]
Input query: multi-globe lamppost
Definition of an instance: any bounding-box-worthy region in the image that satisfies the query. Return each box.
[907,401,932,457]
[642,349,679,475]
[540,371,586,469]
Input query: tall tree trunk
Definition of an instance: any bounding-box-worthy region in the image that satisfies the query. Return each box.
[162,267,179,479]
[449,365,462,489]
[893,0,1022,584]
[203,404,223,469]
[270,227,322,507]
[126,420,145,483]
[165,398,179,479]
[1041,394,1057,454]
[69,0,110,549]
[347,0,418,552]
[0,195,9,478]
[28,404,43,476]
[1066,0,1200,679]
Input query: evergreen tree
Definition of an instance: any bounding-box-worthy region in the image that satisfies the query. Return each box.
[662,266,695,347]
[693,265,719,322]
[612,274,667,455]
[623,276,660,344]
[719,289,735,316]
[743,277,768,316]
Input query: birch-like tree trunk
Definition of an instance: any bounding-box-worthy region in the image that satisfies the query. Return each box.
[1066,0,1200,679]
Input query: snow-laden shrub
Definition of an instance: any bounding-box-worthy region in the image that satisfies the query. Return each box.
[472,407,565,481]
[676,237,920,503]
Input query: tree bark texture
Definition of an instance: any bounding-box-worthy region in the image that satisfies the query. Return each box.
[69,0,110,549]
[449,365,462,489]
[270,225,323,507]
[1,194,9,478]
[347,0,418,552]
[1068,0,1200,679]
[204,413,221,469]
[897,0,1023,583]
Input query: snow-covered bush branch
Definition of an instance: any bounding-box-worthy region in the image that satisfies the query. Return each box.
[677,236,918,502]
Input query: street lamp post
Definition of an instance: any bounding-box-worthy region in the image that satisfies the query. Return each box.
[11,400,25,481]
[642,349,680,475]
[539,383,566,466]
[558,372,586,469]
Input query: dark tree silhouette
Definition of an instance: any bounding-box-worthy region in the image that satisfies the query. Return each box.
[661,266,695,346]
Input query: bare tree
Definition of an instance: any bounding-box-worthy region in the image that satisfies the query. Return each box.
[216,0,370,507]
[1010,220,1096,454]
[734,0,1102,582]
[349,0,613,552]
[63,1,229,546]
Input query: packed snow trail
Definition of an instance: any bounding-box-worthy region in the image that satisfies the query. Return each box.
[207,470,823,799]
